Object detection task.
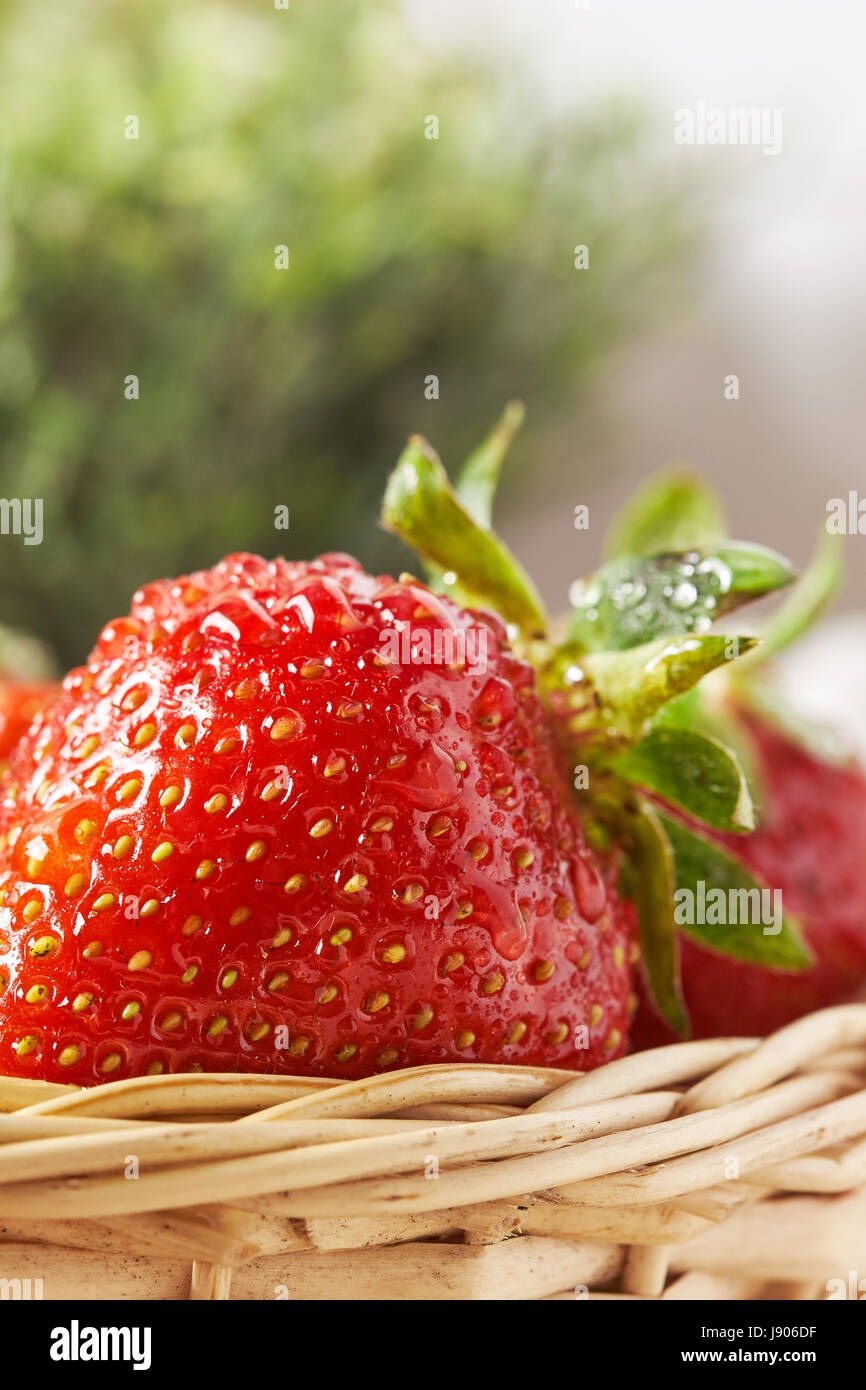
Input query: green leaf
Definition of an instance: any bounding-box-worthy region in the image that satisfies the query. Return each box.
[604,471,727,561]
[424,402,526,595]
[545,633,760,747]
[649,686,703,730]
[615,726,754,832]
[660,814,813,970]
[745,526,844,664]
[652,688,766,802]
[590,794,686,1035]
[381,434,548,638]
[569,544,796,652]
[714,543,798,602]
[456,401,525,529]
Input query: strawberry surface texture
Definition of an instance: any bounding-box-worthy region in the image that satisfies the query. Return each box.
[0,552,633,1084]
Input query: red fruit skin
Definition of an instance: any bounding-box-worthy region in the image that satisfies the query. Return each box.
[633,708,866,1047]
[0,553,632,1084]
[0,682,58,761]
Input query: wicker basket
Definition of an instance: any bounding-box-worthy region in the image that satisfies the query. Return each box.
[2,1002,866,1301]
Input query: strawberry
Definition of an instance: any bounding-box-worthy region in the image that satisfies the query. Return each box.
[0,411,810,1085]
[0,552,635,1084]
[0,681,58,762]
[632,704,866,1045]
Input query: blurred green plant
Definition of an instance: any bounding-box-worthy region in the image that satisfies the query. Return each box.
[0,0,701,666]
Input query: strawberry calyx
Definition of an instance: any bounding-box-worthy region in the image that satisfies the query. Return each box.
[381,428,548,639]
[568,543,795,652]
[538,632,760,748]
[382,407,814,1032]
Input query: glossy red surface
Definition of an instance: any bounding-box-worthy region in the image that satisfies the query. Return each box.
[0,553,632,1083]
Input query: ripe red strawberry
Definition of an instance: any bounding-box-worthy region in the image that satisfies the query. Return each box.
[0,552,634,1084]
[0,415,812,1084]
[632,705,866,1045]
[0,681,57,762]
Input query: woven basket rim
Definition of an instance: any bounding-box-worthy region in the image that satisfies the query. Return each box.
[3,1003,866,1301]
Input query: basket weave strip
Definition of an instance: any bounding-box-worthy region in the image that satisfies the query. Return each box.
[1,1004,865,1300]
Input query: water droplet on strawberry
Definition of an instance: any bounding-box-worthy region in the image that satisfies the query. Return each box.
[475,678,517,731]
[376,742,460,810]
[491,914,529,961]
[573,854,607,922]
[408,692,445,733]
[200,596,279,647]
[481,881,528,960]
